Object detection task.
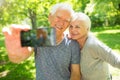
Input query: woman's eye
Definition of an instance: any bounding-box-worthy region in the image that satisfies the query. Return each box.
[69,25,73,28]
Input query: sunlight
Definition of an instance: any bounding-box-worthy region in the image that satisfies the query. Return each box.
[113,49,120,53]
[0,70,9,78]
[85,3,96,13]
[99,30,120,34]
[109,65,120,80]
[93,29,120,36]
[0,0,5,6]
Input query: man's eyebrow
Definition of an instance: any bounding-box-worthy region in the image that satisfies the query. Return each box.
[56,16,61,18]
[56,15,71,22]
[66,18,71,22]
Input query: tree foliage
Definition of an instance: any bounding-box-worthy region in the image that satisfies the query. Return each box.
[0,0,120,28]
[85,0,120,27]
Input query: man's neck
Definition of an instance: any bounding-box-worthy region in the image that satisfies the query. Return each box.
[56,34,64,45]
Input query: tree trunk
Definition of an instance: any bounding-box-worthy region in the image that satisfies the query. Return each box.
[28,8,36,29]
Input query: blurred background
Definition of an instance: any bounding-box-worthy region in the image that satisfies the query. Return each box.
[0,0,120,80]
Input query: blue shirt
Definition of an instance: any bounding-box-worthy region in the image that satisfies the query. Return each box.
[35,37,80,80]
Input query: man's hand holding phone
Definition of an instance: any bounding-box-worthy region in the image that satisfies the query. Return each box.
[20,27,56,47]
[2,24,33,63]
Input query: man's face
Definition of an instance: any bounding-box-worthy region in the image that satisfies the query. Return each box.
[69,20,88,40]
[49,9,71,36]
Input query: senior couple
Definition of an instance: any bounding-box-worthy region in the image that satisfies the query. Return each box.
[3,3,120,80]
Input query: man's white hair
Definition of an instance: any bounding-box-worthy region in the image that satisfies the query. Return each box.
[50,3,74,16]
[72,12,91,31]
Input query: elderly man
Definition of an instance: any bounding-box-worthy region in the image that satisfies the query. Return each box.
[3,3,81,80]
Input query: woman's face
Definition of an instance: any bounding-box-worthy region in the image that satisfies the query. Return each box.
[69,19,88,40]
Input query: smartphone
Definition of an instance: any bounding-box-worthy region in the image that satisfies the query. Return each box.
[20,27,56,47]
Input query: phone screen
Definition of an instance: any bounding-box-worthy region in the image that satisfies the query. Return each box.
[20,27,56,47]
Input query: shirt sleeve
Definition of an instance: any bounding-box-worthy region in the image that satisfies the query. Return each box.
[70,40,80,64]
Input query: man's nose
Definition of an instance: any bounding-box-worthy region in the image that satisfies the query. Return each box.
[59,21,64,26]
[58,19,64,24]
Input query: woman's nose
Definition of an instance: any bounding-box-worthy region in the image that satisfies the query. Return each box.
[71,27,76,31]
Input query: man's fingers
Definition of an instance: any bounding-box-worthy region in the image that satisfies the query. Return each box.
[11,24,31,34]
[2,24,31,37]
[2,27,12,36]
[11,24,31,31]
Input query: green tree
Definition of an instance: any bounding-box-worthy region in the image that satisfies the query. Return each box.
[85,0,120,27]
[0,0,119,28]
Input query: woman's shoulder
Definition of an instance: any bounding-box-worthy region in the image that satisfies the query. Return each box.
[86,34,110,51]
[86,34,103,48]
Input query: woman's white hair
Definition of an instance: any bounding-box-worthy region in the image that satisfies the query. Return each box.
[72,12,91,31]
[50,3,74,17]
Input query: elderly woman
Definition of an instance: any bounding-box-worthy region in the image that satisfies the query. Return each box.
[69,12,120,80]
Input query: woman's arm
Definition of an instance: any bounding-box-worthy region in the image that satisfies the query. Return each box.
[70,64,81,80]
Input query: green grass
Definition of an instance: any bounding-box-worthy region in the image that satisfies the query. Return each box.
[0,32,35,80]
[91,26,120,53]
[0,26,120,80]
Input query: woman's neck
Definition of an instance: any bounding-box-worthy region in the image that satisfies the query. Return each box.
[77,35,88,49]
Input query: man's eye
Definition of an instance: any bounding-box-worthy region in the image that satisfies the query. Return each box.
[64,20,69,23]
[76,26,80,28]
[64,19,71,23]
[56,16,61,19]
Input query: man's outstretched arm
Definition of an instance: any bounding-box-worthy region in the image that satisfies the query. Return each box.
[2,24,33,63]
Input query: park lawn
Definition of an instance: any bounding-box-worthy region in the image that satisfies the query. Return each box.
[0,26,120,80]
[0,31,36,80]
[91,26,120,53]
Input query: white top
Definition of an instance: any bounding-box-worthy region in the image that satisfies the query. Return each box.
[80,35,120,80]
